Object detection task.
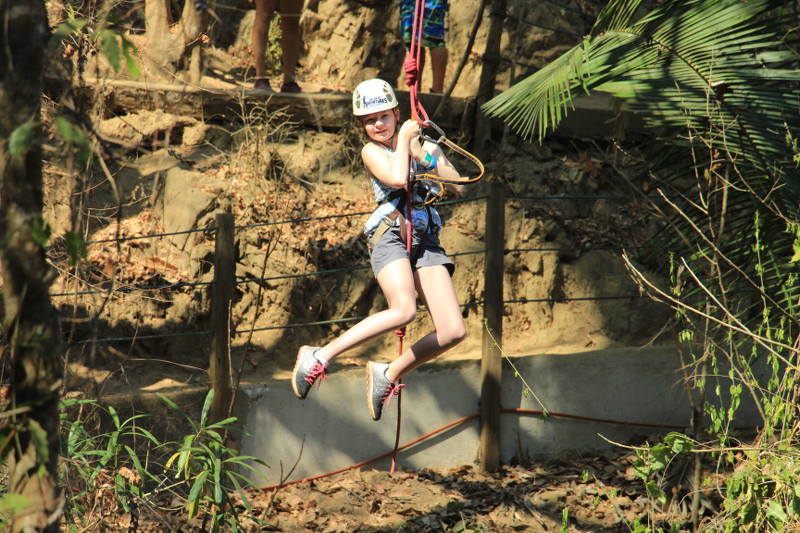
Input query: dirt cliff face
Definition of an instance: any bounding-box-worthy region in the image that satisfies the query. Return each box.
[41,0,669,398]
[295,0,601,95]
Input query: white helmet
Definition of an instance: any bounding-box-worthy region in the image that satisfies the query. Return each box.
[352,78,398,116]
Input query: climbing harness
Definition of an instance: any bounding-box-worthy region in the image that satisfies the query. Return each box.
[368,212,402,250]
[368,186,439,249]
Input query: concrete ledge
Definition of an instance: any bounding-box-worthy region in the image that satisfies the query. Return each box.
[554,93,650,139]
[240,345,758,486]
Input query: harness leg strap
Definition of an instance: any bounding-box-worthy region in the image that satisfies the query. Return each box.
[369,211,402,249]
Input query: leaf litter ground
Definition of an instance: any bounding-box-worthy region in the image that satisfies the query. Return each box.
[87,443,725,532]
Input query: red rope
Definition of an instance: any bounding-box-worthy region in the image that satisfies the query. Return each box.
[390,328,404,473]
[391,162,416,474]
[392,0,429,472]
[403,0,429,124]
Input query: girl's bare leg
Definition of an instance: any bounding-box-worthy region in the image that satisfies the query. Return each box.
[387,264,465,381]
[315,258,418,361]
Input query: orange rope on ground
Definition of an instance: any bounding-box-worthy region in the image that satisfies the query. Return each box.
[254,414,479,493]
[253,409,691,493]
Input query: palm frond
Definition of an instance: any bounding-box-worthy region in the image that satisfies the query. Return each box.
[484,0,799,149]
[484,0,800,273]
[591,0,645,35]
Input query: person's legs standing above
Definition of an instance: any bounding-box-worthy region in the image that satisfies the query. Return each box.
[428,46,447,93]
[422,0,448,93]
[252,0,276,91]
[278,0,303,92]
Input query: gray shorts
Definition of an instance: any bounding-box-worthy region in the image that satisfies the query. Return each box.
[368,225,455,278]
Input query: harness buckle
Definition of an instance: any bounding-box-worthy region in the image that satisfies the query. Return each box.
[411,180,442,208]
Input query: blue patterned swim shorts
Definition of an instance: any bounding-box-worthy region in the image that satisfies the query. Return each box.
[400,0,448,48]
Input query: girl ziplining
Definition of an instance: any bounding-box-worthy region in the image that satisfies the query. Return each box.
[291,79,471,421]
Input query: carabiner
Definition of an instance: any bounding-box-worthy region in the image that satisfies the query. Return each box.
[423,120,446,139]
[420,119,446,144]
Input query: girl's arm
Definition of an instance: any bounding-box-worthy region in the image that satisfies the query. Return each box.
[422,141,466,195]
[361,120,421,189]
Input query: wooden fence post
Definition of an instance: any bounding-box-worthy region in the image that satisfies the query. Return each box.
[480,180,505,471]
[210,212,235,423]
[473,0,507,157]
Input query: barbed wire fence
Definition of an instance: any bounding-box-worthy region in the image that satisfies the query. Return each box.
[42,183,665,421]
[51,192,652,345]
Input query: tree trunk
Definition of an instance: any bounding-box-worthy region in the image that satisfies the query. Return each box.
[144,0,208,81]
[181,0,208,84]
[0,2,64,531]
[145,0,183,71]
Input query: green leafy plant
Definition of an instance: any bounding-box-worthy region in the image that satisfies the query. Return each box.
[485,0,800,340]
[51,5,140,79]
[0,494,29,530]
[633,433,696,508]
[161,390,268,532]
[560,507,569,533]
[52,392,270,531]
[59,398,160,529]
[8,120,38,158]
[720,449,800,532]
[54,115,92,165]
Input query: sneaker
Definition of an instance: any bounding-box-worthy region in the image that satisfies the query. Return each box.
[253,78,274,92]
[366,361,405,421]
[280,80,302,93]
[292,346,326,399]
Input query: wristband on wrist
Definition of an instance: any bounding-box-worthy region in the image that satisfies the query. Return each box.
[421,152,436,170]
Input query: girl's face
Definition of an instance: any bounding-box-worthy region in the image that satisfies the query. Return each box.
[360,108,399,145]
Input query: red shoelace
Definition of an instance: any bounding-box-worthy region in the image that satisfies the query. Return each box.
[305,362,327,387]
[381,382,406,410]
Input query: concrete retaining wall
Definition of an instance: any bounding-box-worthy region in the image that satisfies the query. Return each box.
[240,345,760,486]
